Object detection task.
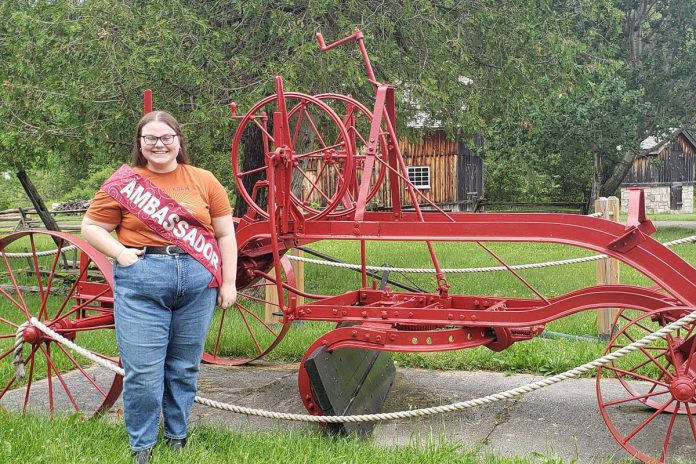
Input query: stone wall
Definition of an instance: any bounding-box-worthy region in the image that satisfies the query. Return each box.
[620,184,694,213]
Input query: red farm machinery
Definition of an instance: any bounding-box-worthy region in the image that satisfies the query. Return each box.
[1,29,695,463]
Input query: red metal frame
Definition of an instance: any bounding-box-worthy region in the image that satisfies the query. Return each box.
[229,29,696,462]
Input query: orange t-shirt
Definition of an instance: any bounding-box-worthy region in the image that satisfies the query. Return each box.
[85,164,232,247]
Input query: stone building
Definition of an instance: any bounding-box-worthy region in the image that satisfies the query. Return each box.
[620,129,696,214]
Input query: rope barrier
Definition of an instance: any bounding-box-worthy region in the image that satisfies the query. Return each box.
[3,245,78,258]
[24,309,696,423]
[3,232,694,275]
[287,235,696,273]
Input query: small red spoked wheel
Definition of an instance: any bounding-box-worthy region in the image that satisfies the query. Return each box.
[202,256,295,365]
[231,92,354,220]
[313,93,387,216]
[0,231,121,416]
[596,307,696,463]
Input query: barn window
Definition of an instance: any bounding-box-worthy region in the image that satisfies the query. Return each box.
[407,166,431,189]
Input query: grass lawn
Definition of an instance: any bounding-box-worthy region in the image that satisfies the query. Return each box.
[0,410,595,464]
[1,225,695,463]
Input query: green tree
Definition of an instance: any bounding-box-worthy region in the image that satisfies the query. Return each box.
[490,0,696,207]
[0,1,597,205]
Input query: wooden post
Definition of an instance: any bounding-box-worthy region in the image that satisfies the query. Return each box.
[15,207,28,231]
[265,249,305,324]
[303,171,318,207]
[596,196,620,339]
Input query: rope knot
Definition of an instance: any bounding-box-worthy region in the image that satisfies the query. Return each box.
[13,321,30,379]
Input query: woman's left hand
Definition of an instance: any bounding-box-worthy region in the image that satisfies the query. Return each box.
[217,282,237,309]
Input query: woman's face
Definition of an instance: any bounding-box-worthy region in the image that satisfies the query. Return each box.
[140,121,181,173]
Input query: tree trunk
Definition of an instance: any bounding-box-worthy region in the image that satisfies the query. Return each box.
[589,150,638,212]
[600,152,637,197]
[16,170,68,266]
[16,170,62,233]
[234,124,268,218]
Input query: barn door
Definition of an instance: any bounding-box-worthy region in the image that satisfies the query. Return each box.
[456,140,484,211]
[671,184,683,210]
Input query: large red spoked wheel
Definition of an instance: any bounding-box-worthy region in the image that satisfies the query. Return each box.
[0,231,121,416]
[313,94,387,216]
[232,92,354,220]
[202,256,295,365]
[596,307,696,463]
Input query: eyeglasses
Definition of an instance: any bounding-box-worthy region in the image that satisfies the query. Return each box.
[141,134,177,145]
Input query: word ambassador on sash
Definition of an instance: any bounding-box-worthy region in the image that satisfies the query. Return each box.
[120,179,220,270]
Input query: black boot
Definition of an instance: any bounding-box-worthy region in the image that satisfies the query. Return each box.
[165,436,187,450]
[132,448,152,464]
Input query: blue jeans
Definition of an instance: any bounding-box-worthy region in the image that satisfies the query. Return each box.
[113,254,217,451]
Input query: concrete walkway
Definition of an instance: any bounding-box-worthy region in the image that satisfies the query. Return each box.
[654,220,696,230]
[5,363,695,463]
[190,364,696,463]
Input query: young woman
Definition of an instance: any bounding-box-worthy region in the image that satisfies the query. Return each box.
[82,111,237,463]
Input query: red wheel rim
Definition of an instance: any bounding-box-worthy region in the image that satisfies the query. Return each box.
[231,92,355,220]
[202,256,296,365]
[313,93,387,216]
[597,307,696,463]
[0,231,121,417]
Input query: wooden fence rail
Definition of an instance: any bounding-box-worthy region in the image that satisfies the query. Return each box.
[0,207,87,234]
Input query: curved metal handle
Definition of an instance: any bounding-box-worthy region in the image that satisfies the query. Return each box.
[316,28,363,52]
[315,28,377,85]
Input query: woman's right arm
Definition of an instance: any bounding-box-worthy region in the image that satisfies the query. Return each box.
[81,217,143,266]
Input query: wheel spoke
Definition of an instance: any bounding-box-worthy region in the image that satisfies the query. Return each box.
[623,398,675,443]
[620,330,674,380]
[211,307,228,357]
[251,117,274,143]
[302,107,329,149]
[22,352,37,413]
[660,401,680,463]
[600,388,672,407]
[55,343,108,398]
[0,346,16,363]
[298,163,331,204]
[236,305,262,354]
[1,252,30,317]
[290,104,306,148]
[39,343,80,413]
[51,257,91,320]
[685,402,696,442]
[38,238,65,320]
[0,316,19,329]
[28,234,46,306]
[0,287,26,314]
[617,349,670,373]
[330,162,347,188]
[236,301,279,337]
[238,164,268,179]
[294,142,347,161]
[45,344,54,415]
[602,364,671,387]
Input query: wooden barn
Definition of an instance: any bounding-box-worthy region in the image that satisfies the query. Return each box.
[368,130,485,212]
[620,129,696,214]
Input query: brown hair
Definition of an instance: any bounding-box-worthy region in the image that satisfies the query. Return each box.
[131,111,189,167]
